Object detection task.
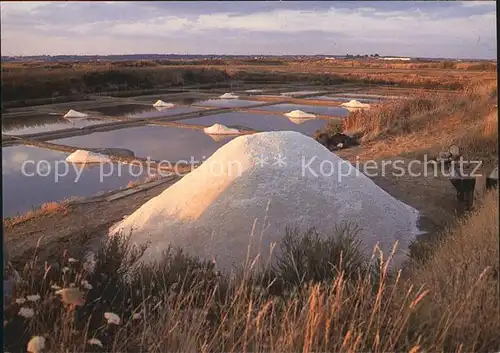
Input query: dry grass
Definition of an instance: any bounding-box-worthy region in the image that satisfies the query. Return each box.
[3,200,71,228]
[407,189,499,351]
[3,190,499,352]
[3,59,496,105]
[334,81,498,162]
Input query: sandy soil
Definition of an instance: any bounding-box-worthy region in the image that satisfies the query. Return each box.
[4,179,178,268]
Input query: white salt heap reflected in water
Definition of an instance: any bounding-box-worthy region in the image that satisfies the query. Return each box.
[203,123,240,135]
[219,93,239,99]
[153,100,175,108]
[64,109,88,118]
[109,131,421,274]
[284,110,317,119]
[341,100,371,108]
[66,149,111,164]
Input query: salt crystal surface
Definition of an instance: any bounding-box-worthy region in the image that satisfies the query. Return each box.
[341,100,371,108]
[109,131,421,273]
[284,110,317,119]
[66,149,111,164]
[219,93,239,99]
[203,123,240,135]
[153,100,175,108]
[64,109,88,118]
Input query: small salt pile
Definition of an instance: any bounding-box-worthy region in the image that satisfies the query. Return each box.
[64,109,88,118]
[245,89,263,93]
[66,149,111,164]
[340,100,371,108]
[219,93,239,99]
[203,124,240,135]
[153,100,175,108]
[284,110,316,119]
[110,131,421,273]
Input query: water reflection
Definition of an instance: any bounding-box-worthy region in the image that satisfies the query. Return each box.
[194,99,263,108]
[2,114,106,136]
[258,104,350,117]
[52,125,235,162]
[2,145,144,217]
[311,96,381,103]
[91,104,200,118]
[181,112,328,136]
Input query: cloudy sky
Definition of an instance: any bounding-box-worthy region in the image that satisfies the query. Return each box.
[1,1,496,58]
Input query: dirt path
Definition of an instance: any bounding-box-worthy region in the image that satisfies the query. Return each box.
[4,179,178,267]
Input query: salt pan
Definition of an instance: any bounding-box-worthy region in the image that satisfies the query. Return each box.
[284,110,317,119]
[341,100,371,108]
[64,110,88,118]
[66,149,111,164]
[153,100,175,108]
[219,93,239,99]
[203,124,240,135]
[109,131,421,273]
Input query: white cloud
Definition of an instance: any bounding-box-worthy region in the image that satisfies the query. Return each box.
[100,7,495,42]
[459,1,496,8]
[0,2,496,58]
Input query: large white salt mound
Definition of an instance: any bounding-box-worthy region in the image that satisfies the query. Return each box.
[109,131,420,273]
[64,109,88,118]
[284,110,316,119]
[66,149,111,164]
[203,123,240,135]
[341,100,371,108]
[153,100,175,108]
[219,93,239,99]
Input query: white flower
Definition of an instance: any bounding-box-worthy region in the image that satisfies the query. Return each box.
[87,338,103,348]
[62,267,70,273]
[27,336,45,353]
[104,312,121,325]
[27,294,41,302]
[132,312,141,320]
[68,258,78,264]
[18,307,35,318]
[15,298,26,304]
[51,285,61,290]
[81,280,93,290]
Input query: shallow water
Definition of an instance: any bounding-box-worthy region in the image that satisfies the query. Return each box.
[181,112,329,136]
[280,90,323,97]
[51,125,235,162]
[194,99,263,108]
[257,103,350,117]
[2,145,145,217]
[91,104,201,118]
[2,114,107,136]
[334,93,403,99]
[132,95,209,105]
[310,96,381,103]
